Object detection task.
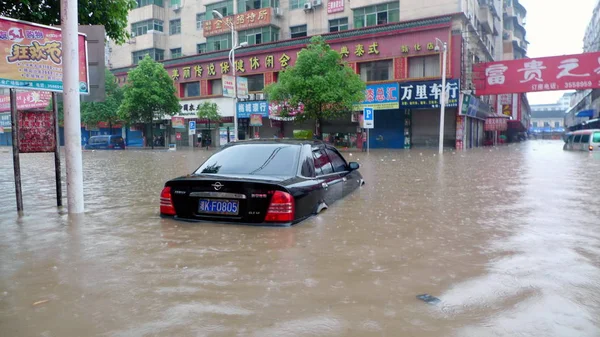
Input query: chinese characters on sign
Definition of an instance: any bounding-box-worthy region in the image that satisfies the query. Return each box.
[473,51,600,95]
[484,117,508,132]
[0,16,89,94]
[354,83,399,110]
[236,100,269,118]
[18,111,56,153]
[399,79,460,108]
[203,8,271,37]
[327,0,344,14]
[0,90,51,112]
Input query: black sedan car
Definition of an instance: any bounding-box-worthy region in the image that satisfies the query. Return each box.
[160,139,364,226]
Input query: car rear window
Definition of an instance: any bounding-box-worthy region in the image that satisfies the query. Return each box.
[593,133,600,143]
[195,144,300,176]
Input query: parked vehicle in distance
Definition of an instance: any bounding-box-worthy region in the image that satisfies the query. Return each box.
[85,135,125,150]
[160,139,364,226]
[563,129,600,152]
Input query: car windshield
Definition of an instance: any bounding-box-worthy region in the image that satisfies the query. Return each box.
[195,143,300,176]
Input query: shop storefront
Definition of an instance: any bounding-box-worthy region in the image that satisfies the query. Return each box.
[458,93,493,149]
[399,79,460,148]
[354,83,404,149]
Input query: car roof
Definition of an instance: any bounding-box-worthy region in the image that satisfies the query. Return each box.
[225,138,326,147]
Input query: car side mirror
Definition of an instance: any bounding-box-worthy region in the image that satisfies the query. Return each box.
[348,162,360,171]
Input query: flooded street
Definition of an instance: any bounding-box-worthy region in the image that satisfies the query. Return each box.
[1,141,600,337]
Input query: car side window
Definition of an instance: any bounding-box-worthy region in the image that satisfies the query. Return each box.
[581,134,590,143]
[300,151,315,177]
[326,148,348,173]
[574,135,581,143]
[313,148,334,176]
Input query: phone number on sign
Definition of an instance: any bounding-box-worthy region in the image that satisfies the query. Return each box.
[564,81,596,89]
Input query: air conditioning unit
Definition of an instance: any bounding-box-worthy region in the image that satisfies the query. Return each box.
[304,2,312,11]
[274,7,283,16]
[312,0,322,6]
[172,4,180,11]
[256,93,265,100]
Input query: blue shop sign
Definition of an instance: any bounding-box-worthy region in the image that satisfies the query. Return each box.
[0,113,11,128]
[399,79,460,109]
[354,83,399,110]
[237,100,269,118]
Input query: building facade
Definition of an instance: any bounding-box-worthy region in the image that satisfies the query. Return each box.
[565,0,600,131]
[109,0,512,148]
[529,93,572,138]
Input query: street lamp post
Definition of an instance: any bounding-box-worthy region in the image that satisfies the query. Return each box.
[435,38,448,155]
[213,9,248,142]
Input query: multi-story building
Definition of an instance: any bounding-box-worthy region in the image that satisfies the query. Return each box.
[529,93,572,138]
[566,0,600,131]
[109,0,507,149]
[494,0,530,142]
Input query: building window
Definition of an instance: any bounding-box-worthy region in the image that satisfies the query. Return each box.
[290,25,307,38]
[353,2,399,29]
[329,18,348,32]
[170,48,182,58]
[359,60,392,82]
[136,0,164,8]
[182,82,200,97]
[544,121,550,127]
[206,0,233,17]
[197,43,207,54]
[131,19,163,36]
[238,0,278,13]
[532,121,538,127]
[196,13,205,30]
[169,19,181,35]
[132,48,165,65]
[209,79,223,95]
[207,34,232,51]
[290,0,307,10]
[554,121,560,128]
[245,74,265,92]
[238,26,280,45]
[408,55,440,78]
[170,0,180,6]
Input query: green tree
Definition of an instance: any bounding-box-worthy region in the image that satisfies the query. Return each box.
[80,69,123,133]
[196,102,221,145]
[1,0,137,45]
[119,55,180,148]
[264,35,366,137]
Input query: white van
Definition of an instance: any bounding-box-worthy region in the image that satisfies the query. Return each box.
[563,129,600,151]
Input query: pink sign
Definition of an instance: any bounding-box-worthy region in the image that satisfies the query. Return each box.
[327,0,344,14]
[0,91,51,112]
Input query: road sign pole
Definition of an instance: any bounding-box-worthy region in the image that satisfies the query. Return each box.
[367,128,369,153]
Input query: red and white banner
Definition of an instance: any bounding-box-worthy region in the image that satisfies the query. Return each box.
[327,0,344,14]
[0,91,51,112]
[484,117,508,132]
[473,51,600,95]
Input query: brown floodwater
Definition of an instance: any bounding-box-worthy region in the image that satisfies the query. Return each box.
[1,140,599,337]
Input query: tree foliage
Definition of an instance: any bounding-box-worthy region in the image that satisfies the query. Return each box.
[1,0,137,45]
[196,102,221,121]
[264,35,366,135]
[80,69,123,131]
[118,55,179,147]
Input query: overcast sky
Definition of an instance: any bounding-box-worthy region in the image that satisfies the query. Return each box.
[520,0,597,104]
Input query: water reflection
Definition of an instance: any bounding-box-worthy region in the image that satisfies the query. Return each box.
[0,141,599,336]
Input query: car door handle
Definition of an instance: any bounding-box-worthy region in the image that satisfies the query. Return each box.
[322,182,328,189]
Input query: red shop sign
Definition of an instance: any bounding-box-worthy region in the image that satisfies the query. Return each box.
[18,110,56,153]
[473,51,600,95]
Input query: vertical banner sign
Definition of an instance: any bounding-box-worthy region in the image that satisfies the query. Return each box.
[175,132,182,141]
[236,76,248,97]
[222,74,235,98]
[0,16,89,94]
[18,110,56,153]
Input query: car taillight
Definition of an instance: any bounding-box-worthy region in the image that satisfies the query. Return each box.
[265,191,295,223]
[160,186,176,215]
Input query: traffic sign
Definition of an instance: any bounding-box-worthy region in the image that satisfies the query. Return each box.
[188,120,196,135]
[363,107,374,129]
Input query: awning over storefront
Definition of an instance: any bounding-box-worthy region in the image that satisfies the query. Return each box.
[576,109,595,118]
